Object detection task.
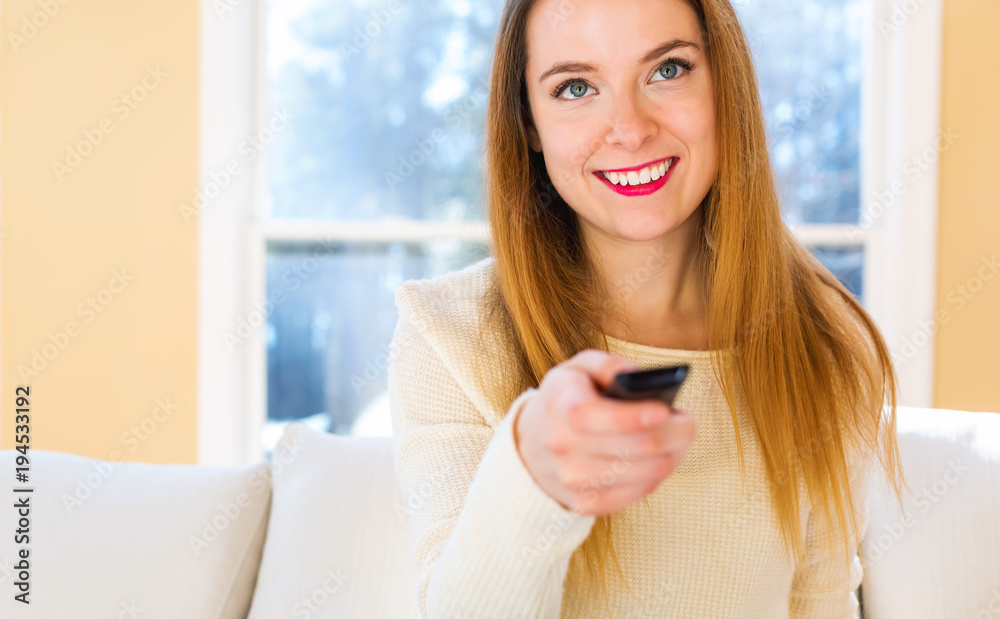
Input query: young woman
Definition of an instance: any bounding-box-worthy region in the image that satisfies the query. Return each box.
[388,0,909,617]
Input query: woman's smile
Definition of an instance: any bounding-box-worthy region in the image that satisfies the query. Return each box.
[593,156,678,197]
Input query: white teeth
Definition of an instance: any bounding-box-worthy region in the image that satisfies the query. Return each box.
[601,158,673,187]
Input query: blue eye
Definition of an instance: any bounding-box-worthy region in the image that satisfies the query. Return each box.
[551,80,594,100]
[550,56,695,101]
[651,57,695,82]
[566,82,591,98]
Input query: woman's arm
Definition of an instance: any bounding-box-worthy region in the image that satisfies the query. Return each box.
[789,451,876,619]
[388,282,596,619]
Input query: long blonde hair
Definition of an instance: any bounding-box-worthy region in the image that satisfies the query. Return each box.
[471,0,911,613]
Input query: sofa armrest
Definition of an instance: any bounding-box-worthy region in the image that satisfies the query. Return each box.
[0,449,271,618]
[860,407,1000,618]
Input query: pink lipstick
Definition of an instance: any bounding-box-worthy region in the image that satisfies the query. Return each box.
[593,157,678,197]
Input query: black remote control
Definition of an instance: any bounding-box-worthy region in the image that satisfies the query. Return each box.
[599,364,690,408]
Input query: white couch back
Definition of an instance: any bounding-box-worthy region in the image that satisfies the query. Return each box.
[1,405,997,618]
[244,421,420,619]
[860,407,1000,618]
[0,451,271,618]
[259,406,1000,619]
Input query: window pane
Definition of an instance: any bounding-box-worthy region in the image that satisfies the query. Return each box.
[734,0,866,225]
[265,1,503,221]
[266,0,865,225]
[809,245,864,303]
[263,240,490,452]
[263,243,863,449]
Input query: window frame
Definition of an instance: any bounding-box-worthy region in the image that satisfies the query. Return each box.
[198,0,943,465]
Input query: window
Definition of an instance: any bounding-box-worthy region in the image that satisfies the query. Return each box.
[198,0,943,465]
[258,0,499,451]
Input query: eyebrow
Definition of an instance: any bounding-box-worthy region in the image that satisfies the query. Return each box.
[536,39,701,84]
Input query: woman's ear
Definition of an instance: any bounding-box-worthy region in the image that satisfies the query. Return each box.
[526,123,542,153]
[522,105,543,153]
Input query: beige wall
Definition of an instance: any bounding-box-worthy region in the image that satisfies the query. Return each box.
[0,1,995,462]
[1,1,199,462]
[933,0,1000,413]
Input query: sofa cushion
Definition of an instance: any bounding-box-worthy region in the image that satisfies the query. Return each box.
[861,406,1000,618]
[246,422,419,619]
[0,449,271,619]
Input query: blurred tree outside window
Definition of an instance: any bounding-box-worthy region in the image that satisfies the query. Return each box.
[260,0,871,452]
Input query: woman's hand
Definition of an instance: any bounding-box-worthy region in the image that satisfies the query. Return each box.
[513,349,698,517]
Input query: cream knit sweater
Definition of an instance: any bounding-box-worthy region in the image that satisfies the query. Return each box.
[388,256,873,619]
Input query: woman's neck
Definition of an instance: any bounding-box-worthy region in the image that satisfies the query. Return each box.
[583,213,709,350]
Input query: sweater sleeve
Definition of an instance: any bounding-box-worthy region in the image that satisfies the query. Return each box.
[788,451,876,619]
[387,282,597,619]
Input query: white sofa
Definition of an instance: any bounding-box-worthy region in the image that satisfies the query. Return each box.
[1,405,997,619]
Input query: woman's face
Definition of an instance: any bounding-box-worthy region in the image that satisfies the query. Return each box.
[523,0,718,244]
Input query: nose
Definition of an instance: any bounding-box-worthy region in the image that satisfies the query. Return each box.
[603,89,658,151]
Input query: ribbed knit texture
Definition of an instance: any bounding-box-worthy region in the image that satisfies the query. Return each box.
[388,256,872,619]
